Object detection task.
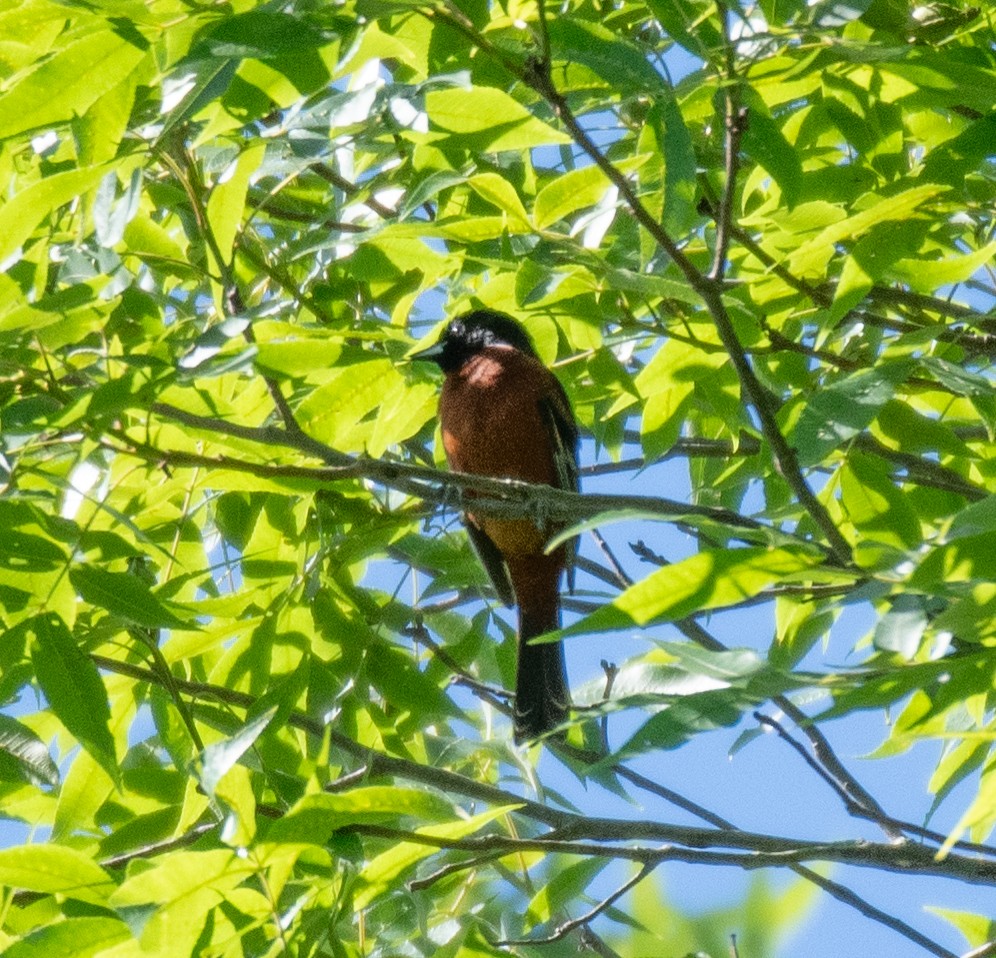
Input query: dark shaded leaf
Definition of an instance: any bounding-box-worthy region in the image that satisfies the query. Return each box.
[28,614,118,786]
[69,566,195,630]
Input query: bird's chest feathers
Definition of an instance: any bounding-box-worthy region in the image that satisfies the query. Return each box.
[440,351,550,481]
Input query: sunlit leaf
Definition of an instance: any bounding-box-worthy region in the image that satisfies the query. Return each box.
[562,547,823,636]
[0,845,115,906]
[424,87,571,150]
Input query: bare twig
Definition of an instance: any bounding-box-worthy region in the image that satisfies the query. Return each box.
[671,616,905,842]
[756,711,892,825]
[589,527,631,589]
[346,821,996,884]
[756,712,996,855]
[86,654,967,957]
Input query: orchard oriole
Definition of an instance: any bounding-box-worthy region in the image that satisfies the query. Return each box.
[413,310,578,742]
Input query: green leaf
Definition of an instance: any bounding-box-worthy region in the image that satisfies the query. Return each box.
[949,497,996,540]
[890,241,996,292]
[921,114,996,186]
[0,844,115,905]
[466,172,530,228]
[0,165,113,265]
[535,164,612,230]
[874,400,971,458]
[0,523,66,571]
[547,19,667,94]
[111,849,250,906]
[822,661,950,718]
[267,787,455,845]
[296,357,399,450]
[122,214,190,272]
[617,688,748,756]
[912,533,996,589]
[28,613,119,786]
[526,858,608,925]
[635,338,725,459]
[841,451,921,550]
[919,358,996,435]
[925,907,996,950]
[196,706,277,798]
[741,102,803,206]
[657,97,698,236]
[424,87,571,151]
[787,185,947,279]
[366,642,463,720]
[69,565,195,630]
[791,362,910,466]
[873,594,929,658]
[831,221,926,322]
[2,917,130,958]
[370,385,438,457]
[939,761,996,856]
[562,547,822,637]
[0,713,59,787]
[200,10,334,59]
[645,0,722,58]
[206,141,267,267]
[0,26,148,139]
[880,52,996,114]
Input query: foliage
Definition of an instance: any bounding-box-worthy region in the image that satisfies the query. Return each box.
[0,0,994,955]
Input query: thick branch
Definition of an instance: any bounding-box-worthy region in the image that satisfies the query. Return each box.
[348,822,996,884]
[118,414,831,554]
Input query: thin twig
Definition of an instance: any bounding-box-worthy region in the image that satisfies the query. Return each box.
[409,852,503,891]
[345,821,996,883]
[756,711,877,816]
[311,162,398,219]
[711,2,747,282]
[90,654,996,879]
[85,654,971,956]
[671,616,905,842]
[589,527,631,589]
[497,863,656,947]
[757,712,996,855]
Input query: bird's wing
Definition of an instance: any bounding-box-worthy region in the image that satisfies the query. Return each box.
[538,382,580,591]
[465,521,516,607]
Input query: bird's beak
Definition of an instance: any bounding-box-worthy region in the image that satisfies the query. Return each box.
[407,340,445,363]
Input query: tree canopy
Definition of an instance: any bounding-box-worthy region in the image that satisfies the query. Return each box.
[0,0,994,955]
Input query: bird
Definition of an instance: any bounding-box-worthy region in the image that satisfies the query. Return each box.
[412,309,578,743]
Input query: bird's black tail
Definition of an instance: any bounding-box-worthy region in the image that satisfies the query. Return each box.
[514,611,570,743]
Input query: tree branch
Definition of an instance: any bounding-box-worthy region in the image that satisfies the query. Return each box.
[89,655,996,884]
[112,419,828,554]
[496,863,657,947]
[506,19,852,564]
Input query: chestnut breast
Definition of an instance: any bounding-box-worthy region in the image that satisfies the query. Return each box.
[439,345,561,557]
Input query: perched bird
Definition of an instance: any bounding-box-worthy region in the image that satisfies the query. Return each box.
[413,310,578,742]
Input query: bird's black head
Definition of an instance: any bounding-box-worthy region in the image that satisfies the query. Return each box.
[412,309,538,373]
